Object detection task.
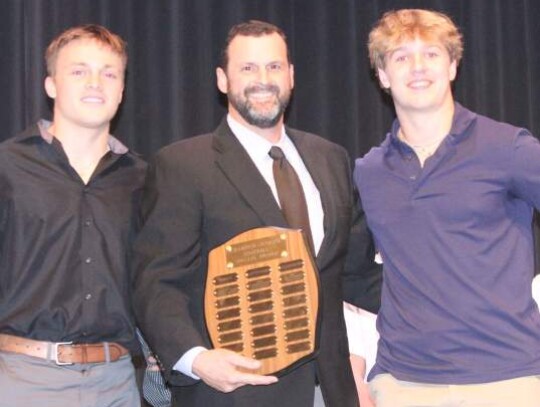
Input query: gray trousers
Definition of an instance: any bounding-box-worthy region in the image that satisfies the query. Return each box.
[0,351,140,407]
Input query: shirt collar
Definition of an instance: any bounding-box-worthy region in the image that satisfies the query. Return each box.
[448,102,477,141]
[34,119,129,155]
[388,102,477,153]
[226,114,289,161]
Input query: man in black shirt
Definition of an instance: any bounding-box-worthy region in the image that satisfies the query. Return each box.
[0,25,146,406]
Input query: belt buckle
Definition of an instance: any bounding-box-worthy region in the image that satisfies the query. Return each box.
[53,341,74,365]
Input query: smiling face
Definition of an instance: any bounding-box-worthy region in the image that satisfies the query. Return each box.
[377,36,457,116]
[216,33,294,130]
[44,38,125,132]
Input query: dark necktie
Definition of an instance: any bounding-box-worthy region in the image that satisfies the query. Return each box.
[268,146,314,253]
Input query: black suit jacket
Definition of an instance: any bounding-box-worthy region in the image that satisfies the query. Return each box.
[133,120,380,407]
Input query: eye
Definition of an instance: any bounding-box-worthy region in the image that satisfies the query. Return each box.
[240,64,258,73]
[267,63,283,72]
[394,54,407,63]
[71,69,86,76]
[103,71,118,79]
[426,51,439,58]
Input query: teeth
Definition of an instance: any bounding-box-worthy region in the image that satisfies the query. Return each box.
[409,80,430,88]
[249,94,276,103]
[81,97,104,103]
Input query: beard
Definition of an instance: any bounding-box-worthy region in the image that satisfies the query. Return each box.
[228,83,291,128]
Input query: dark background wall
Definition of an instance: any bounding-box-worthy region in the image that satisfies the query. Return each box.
[2,0,540,275]
[2,0,540,160]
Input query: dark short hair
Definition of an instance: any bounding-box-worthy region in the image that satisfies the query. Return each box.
[220,20,290,70]
[45,24,127,76]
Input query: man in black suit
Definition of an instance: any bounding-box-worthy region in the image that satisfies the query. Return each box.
[133,20,379,407]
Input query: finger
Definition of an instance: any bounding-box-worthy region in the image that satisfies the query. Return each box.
[227,353,262,370]
[234,372,279,386]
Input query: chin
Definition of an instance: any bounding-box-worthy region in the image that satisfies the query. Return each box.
[77,118,113,130]
[400,97,441,112]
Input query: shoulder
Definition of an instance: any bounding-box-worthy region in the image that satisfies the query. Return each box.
[123,150,148,173]
[458,109,537,165]
[456,105,529,147]
[287,127,348,157]
[0,123,40,146]
[146,132,218,187]
[154,132,214,164]
[0,123,43,164]
[476,113,526,138]
[355,133,391,169]
[0,137,18,155]
[353,134,392,194]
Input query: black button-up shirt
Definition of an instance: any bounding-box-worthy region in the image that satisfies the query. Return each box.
[0,121,147,352]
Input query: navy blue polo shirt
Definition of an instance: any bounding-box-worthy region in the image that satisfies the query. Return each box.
[355,103,540,384]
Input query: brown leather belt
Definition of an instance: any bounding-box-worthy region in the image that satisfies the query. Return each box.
[0,334,129,365]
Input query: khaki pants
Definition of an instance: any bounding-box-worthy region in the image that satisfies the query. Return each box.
[369,373,540,407]
[0,351,140,407]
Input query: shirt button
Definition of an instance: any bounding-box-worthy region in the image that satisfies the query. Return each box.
[84,220,92,227]
[85,257,92,264]
[85,293,92,300]
[409,175,417,180]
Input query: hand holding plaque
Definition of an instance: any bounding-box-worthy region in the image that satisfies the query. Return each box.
[205,227,321,376]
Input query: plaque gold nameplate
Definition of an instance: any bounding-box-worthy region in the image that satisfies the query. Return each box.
[205,227,320,376]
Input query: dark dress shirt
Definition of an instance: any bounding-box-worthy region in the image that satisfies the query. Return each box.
[0,121,147,352]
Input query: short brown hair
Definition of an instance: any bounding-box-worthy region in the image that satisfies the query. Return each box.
[45,24,127,76]
[220,20,290,70]
[368,9,463,71]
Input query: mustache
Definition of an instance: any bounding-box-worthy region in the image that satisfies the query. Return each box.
[244,84,280,96]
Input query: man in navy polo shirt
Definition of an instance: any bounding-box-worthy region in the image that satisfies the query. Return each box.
[354,9,540,406]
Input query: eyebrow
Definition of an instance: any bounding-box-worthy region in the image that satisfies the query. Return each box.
[393,42,444,51]
[239,59,286,65]
[387,43,444,56]
[66,62,121,70]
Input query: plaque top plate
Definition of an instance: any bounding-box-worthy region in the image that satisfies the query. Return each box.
[225,233,287,268]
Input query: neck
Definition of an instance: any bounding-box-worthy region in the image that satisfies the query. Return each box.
[48,120,111,184]
[396,100,455,147]
[50,120,109,153]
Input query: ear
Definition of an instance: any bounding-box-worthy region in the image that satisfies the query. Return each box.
[289,63,295,89]
[449,59,457,82]
[44,76,57,99]
[216,67,228,94]
[377,67,391,90]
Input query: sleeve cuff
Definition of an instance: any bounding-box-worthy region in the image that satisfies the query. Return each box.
[172,346,207,380]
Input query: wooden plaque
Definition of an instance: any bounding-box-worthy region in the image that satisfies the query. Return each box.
[205,227,321,376]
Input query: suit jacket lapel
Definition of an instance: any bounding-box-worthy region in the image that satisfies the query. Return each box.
[213,120,287,228]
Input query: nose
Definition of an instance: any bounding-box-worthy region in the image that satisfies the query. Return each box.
[412,53,426,72]
[256,68,270,84]
[85,72,101,89]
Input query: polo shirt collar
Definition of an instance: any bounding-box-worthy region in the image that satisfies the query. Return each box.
[388,102,477,154]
